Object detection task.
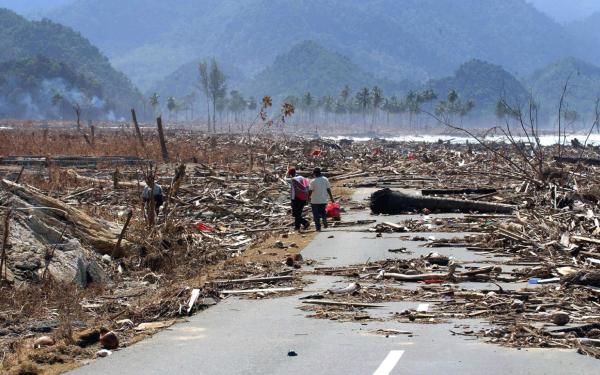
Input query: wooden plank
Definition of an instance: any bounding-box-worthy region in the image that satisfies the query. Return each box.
[422,188,497,196]
[221,287,297,294]
[382,222,403,230]
[301,299,384,308]
[187,289,200,314]
[571,235,600,245]
[212,276,293,284]
[63,187,96,201]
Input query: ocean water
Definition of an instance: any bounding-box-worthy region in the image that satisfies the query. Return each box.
[325,133,600,146]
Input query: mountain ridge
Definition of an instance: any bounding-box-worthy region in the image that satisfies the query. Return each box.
[46,0,589,91]
[0,8,143,118]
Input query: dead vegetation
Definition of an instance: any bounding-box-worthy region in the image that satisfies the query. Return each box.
[2,120,600,372]
[0,121,361,373]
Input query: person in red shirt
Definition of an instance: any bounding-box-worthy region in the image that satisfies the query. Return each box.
[286,167,310,231]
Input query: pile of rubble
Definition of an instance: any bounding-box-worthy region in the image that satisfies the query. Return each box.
[2,127,600,371]
[300,143,600,359]
[1,130,407,372]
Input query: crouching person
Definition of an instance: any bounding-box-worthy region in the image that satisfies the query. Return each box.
[142,181,164,215]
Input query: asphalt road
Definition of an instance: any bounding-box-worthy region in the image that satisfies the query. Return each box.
[70,190,600,375]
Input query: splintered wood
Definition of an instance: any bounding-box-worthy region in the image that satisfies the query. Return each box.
[1,128,600,370]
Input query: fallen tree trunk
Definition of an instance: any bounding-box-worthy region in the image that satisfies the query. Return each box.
[211,275,293,284]
[0,156,143,168]
[563,271,600,288]
[456,266,496,277]
[382,265,493,282]
[330,171,369,181]
[65,170,138,188]
[221,287,297,294]
[301,300,383,308]
[555,156,600,166]
[370,188,515,214]
[421,188,497,196]
[383,272,448,281]
[327,282,361,295]
[1,179,128,254]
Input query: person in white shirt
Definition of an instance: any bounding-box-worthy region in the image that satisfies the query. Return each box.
[309,167,335,231]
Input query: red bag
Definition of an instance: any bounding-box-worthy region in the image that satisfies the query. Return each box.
[326,202,341,219]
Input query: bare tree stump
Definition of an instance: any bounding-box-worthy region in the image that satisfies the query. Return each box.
[131,109,146,150]
[156,116,169,162]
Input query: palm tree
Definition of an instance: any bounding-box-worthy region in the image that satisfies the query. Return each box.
[208,59,227,132]
[371,86,383,132]
[184,92,196,121]
[198,61,211,131]
[355,87,371,131]
[167,96,177,121]
[149,93,160,117]
[382,96,398,126]
[339,85,351,125]
[340,85,350,104]
[316,96,335,133]
[302,92,314,123]
[51,91,63,118]
[228,90,246,123]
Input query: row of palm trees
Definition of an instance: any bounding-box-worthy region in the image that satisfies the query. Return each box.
[146,80,475,134]
[283,86,474,133]
[147,90,259,125]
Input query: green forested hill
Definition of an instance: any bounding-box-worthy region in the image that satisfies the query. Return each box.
[248,41,411,99]
[149,59,249,99]
[0,56,114,120]
[48,0,236,90]
[47,0,583,91]
[425,60,528,117]
[0,8,142,118]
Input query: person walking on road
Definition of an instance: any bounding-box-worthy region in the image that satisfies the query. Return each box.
[309,167,335,232]
[286,167,310,231]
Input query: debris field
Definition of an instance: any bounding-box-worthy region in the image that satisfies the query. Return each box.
[1,124,600,373]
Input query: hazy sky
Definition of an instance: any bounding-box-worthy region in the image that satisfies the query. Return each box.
[0,0,72,15]
[0,0,599,24]
[528,0,600,23]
